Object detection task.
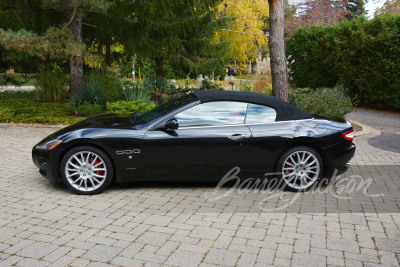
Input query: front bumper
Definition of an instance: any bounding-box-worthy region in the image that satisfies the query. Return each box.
[32,147,63,182]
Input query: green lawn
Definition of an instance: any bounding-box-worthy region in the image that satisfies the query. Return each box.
[0,92,85,125]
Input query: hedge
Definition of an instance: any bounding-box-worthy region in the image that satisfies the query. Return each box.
[286,14,400,110]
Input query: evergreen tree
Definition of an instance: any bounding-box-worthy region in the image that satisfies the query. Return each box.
[0,0,112,93]
[129,0,224,76]
[346,0,367,19]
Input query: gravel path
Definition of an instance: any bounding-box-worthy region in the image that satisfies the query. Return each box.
[346,107,400,154]
[346,107,400,133]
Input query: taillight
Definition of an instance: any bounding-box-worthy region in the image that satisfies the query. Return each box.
[342,130,354,141]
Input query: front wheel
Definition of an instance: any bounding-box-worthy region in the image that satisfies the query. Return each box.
[60,146,113,195]
[276,146,323,192]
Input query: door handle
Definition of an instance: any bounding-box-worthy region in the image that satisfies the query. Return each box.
[228,134,246,141]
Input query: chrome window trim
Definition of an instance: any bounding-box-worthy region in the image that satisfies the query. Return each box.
[244,118,313,126]
[177,118,314,130]
[175,123,246,130]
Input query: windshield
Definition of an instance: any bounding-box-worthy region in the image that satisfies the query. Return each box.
[135,93,197,125]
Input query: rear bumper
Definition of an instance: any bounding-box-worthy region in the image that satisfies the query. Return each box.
[32,147,62,183]
[322,141,356,178]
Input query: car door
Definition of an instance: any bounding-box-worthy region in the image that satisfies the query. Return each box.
[240,103,297,176]
[140,101,252,180]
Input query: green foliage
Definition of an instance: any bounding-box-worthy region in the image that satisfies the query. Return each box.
[287,14,400,110]
[0,91,35,101]
[239,79,254,92]
[76,101,103,117]
[290,86,354,118]
[106,100,155,114]
[70,80,102,105]
[34,71,68,102]
[0,73,24,86]
[70,70,123,106]
[142,73,169,92]
[201,79,216,90]
[286,26,338,88]
[0,98,83,124]
[123,82,151,102]
[85,70,123,103]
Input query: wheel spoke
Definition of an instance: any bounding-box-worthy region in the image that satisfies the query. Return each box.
[71,177,81,184]
[91,155,98,165]
[304,154,312,163]
[78,178,84,187]
[92,177,101,184]
[93,168,106,171]
[67,172,79,177]
[93,162,103,168]
[88,177,95,187]
[93,173,106,178]
[86,152,91,163]
[73,155,83,165]
[306,159,317,167]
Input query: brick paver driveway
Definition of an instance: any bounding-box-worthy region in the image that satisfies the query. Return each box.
[0,125,399,266]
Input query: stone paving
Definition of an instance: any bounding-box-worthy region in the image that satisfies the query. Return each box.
[0,125,399,266]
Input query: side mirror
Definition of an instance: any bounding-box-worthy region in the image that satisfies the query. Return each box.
[165,118,179,130]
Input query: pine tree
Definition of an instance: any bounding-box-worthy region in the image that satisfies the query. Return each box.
[129,0,224,76]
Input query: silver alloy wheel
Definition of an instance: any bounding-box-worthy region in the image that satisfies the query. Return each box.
[65,151,107,192]
[282,150,320,190]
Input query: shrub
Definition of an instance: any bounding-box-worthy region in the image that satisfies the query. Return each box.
[253,74,273,95]
[0,99,82,124]
[70,80,102,105]
[106,100,155,114]
[34,72,68,102]
[287,14,400,110]
[76,102,103,117]
[84,70,123,104]
[0,91,35,101]
[239,79,254,92]
[123,82,151,102]
[290,86,354,118]
[142,73,169,92]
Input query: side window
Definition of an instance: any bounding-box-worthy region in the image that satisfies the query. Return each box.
[174,101,248,127]
[245,103,277,124]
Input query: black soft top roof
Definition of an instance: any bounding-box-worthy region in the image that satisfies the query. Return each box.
[194,90,313,121]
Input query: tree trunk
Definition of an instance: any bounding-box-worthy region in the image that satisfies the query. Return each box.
[268,0,289,102]
[105,42,111,67]
[155,57,164,77]
[70,15,83,95]
[45,54,51,71]
[132,53,136,81]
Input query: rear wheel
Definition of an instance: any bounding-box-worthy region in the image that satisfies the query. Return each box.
[60,146,113,195]
[277,146,323,191]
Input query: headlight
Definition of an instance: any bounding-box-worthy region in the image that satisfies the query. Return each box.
[36,139,62,150]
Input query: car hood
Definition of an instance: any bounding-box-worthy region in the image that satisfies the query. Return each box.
[37,114,136,144]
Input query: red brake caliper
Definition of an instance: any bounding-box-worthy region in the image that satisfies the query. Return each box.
[92,157,102,176]
[285,160,293,175]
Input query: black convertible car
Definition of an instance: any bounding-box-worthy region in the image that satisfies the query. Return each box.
[32,91,355,194]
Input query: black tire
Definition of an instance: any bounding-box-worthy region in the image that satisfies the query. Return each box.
[60,146,113,195]
[276,146,323,192]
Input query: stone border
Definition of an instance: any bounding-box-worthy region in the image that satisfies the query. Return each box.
[0,123,65,129]
[346,119,377,137]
